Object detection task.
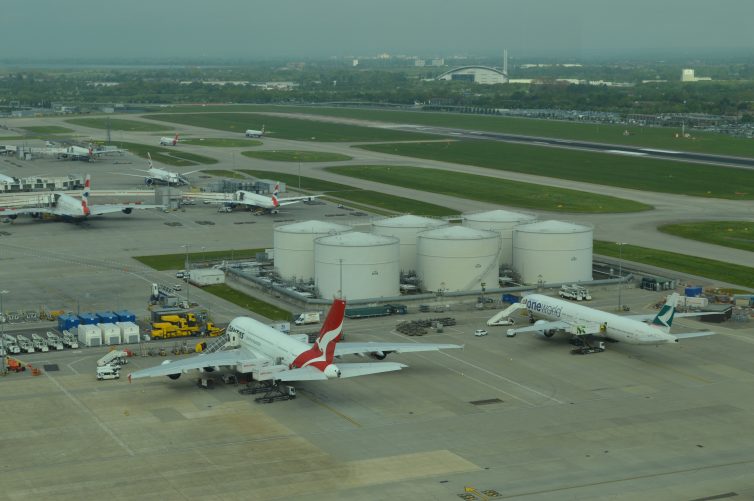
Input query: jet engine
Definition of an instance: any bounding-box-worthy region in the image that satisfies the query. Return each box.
[167,373,181,380]
[534,319,555,338]
[144,178,154,186]
[370,350,391,360]
[121,208,133,214]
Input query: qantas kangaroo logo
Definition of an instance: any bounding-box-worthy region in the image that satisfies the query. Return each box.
[290,299,346,371]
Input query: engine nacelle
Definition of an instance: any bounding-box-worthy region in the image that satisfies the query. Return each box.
[534,320,555,338]
[122,208,133,214]
[7,214,17,220]
[324,364,341,379]
[203,366,215,372]
[370,351,390,360]
[145,178,154,185]
[167,373,181,380]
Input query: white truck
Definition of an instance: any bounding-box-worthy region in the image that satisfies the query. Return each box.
[16,335,35,353]
[2,334,21,354]
[97,350,130,368]
[31,333,50,352]
[293,312,321,326]
[46,331,65,350]
[62,330,79,349]
[96,365,120,380]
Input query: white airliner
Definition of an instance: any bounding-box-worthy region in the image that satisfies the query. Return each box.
[245,125,265,138]
[185,182,320,214]
[56,144,126,161]
[116,152,200,186]
[129,298,462,385]
[505,293,713,345]
[159,133,180,146]
[0,172,15,184]
[0,175,164,222]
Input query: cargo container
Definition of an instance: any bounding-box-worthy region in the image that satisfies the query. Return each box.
[678,296,709,309]
[78,313,99,325]
[345,304,407,319]
[96,311,118,324]
[77,324,102,347]
[685,286,703,298]
[99,323,121,345]
[117,322,140,344]
[114,310,137,323]
[188,268,225,286]
[57,313,80,332]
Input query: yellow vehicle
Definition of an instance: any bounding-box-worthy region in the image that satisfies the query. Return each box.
[204,323,223,337]
[150,322,179,339]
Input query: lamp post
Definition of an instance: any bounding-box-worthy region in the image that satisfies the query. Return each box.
[616,242,626,310]
[182,244,190,306]
[0,290,6,368]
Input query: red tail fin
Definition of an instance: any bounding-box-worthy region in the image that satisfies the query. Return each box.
[290,298,346,371]
[173,133,179,146]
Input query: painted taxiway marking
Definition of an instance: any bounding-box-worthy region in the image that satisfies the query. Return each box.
[299,391,362,428]
[44,371,135,456]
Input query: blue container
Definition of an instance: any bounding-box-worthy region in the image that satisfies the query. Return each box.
[57,313,80,332]
[114,310,136,323]
[685,286,703,297]
[96,311,118,324]
[78,313,98,325]
[502,294,521,304]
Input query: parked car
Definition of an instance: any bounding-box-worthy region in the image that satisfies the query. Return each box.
[474,329,488,337]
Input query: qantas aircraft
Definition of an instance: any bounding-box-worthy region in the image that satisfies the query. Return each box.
[116,152,200,186]
[159,133,180,146]
[129,298,462,386]
[0,175,164,222]
[245,125,265,138]
[505,292,713,346]
[186,182,321,214]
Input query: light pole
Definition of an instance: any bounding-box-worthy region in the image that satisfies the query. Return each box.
[0,290,6,368]
[616,242,626,310]
[182,244,190,306]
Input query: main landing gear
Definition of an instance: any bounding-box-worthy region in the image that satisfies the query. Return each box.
[239,380,297,403]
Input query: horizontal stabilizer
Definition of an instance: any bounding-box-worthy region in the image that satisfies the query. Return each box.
[675,331,716,340]
[337,362,407,378]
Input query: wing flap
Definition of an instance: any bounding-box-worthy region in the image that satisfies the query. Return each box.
[276,366,329,382]
[334,341,462,357]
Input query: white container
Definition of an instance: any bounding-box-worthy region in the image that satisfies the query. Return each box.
[117,322,140,344]
[416,226,501,292]
[463,209,536,266]
[188,268,225,286]
[512,220,593,285]
[372,215,448,273]
[77,324,102,347]
[314,232,400,300]
[274,220,352,282]
[99,323,122,345]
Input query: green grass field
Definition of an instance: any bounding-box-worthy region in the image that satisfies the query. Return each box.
[594,240,754,290]
[19,125,74,134]
[326,165,650,213]
[202,284,292,320]
[181,138,262,147]
[133,248,264,271]
[66,117,171,132]
[203,170,247,179]
[139,104,754,158]
[658,221,754,253]
[144,112,432,142]
[239,169,456,216]
[357,141,754,200]
[241,150,352,162]
[113,141,218,166]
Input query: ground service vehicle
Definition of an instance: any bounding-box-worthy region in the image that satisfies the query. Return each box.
[293,312,321,325]
[474,329,488,337]
[96,365,120,380]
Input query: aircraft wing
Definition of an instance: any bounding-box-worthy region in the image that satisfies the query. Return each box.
[276,195,322,206]
[275,362,408,381]
[674,331,716,339]
[0,206,65,217]
[181,169,203,175]
[334,341,462,357]
[129,348,255,380]
[626,312,712,322]
[506,320,572,335]
[88,203,164,215]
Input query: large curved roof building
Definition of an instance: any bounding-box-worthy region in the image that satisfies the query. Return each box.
[436,66,508,85]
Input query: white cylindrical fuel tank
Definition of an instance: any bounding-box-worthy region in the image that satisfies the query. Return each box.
[314,232,400,300]
[512,220,593,284]
[464,209,536,266]
[274,220,352,282]
[416,226,501,292]
[372,215,448,273]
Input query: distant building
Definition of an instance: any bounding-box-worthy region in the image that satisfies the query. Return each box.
[414,59,426,67]
[430,58,445,67]
[352,59,359,67]
[436,66,508,85]
[681,69,695,82]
